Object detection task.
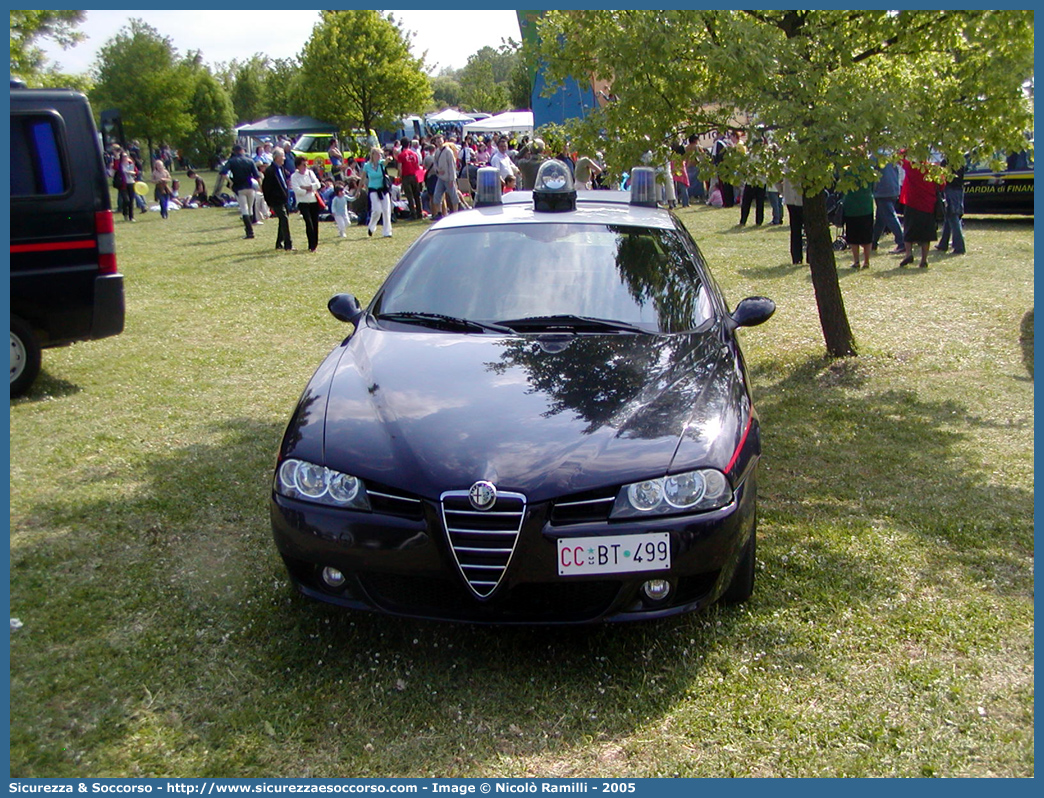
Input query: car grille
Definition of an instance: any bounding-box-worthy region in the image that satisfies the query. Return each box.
[549,489,617,525]
[440,490,526,598]
[366,482,425,520]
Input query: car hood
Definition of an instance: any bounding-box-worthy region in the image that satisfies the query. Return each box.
[285,326,749,503]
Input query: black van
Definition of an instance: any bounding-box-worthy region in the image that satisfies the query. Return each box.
[10,83,125,396]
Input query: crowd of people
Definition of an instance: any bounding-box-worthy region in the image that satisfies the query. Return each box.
[105,129,608,253]
[106,140,210,222]
[670,130,966,270]
[106,129,966,265]
[835,152,963,270]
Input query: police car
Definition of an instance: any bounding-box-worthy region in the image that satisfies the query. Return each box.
[963,149,1033,215]
[270,161,775,623]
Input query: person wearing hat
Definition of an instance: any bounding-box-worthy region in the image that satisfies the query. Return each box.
[220,144,262,239]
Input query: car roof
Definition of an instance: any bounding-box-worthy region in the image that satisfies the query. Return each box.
[431,190,679,231]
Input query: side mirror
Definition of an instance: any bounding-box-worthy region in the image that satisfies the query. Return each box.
[328,293,364,325]
[730,296,775,328]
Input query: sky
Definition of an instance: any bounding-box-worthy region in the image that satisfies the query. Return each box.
[36,9,523,76]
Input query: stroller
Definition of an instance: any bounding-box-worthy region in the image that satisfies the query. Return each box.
[825,191,847,250]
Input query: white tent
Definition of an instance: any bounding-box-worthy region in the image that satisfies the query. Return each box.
[426,108,477,123]
[462,111,534,136]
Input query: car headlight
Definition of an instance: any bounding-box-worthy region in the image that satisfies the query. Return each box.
[274,458,371,510]
[610,469,732,519]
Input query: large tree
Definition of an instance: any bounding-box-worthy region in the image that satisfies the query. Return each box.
[298,10,431,134]
[537,10,1034,357]
[507,56,534,113]
[10,10,85,80]
[89,19,196,158]
[226,54,270,125]
[10,9,92,90]
[459,59,510,114]
[181,66,236,169]
[458,43,525,113]
[264,57,306,118]
[431,73,462,110]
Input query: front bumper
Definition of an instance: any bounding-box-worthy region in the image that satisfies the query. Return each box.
[270,474,757,624]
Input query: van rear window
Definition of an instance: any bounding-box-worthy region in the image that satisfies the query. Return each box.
[11,116,68,196]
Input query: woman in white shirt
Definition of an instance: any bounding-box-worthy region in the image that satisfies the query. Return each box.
[290,156,322,252]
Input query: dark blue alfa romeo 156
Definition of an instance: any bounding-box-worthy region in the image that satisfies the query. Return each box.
[271,163,774,623]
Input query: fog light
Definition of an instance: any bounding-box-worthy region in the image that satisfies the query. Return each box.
[641,579,671,602]
[321,566,346,589]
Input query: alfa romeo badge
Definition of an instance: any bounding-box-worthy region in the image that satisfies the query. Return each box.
[468,480,498,511]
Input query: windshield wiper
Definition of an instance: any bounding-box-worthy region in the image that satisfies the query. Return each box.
[497,315,652,334]
[376,311,514,334]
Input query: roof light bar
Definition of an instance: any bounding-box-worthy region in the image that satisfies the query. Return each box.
[474,166,502,207]
[532,159,577,212]
[629,166,658,207]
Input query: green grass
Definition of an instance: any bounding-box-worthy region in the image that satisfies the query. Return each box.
[9,186,1034,777]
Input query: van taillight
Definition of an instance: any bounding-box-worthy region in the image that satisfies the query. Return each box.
[95,210,117,274]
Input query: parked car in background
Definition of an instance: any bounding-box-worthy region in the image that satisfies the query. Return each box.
[292,130,378,171]
[290,133,337,173]
[963,149,1034,215]
[10,83,125,396]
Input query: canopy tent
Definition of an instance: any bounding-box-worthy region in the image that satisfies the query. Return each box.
[235,115,338,136]
[462,111,534,136]
[425,108,477,138]
[426,108,477,123]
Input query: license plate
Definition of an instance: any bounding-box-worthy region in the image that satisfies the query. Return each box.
[557,532,671,576]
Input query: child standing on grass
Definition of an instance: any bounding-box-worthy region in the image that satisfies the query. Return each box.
[151,158,173,219]
[331,184,350,238]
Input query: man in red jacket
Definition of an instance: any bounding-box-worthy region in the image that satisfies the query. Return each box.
[397,138,422,220]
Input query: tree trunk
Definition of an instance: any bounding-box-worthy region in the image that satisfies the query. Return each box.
[803,190,857,357]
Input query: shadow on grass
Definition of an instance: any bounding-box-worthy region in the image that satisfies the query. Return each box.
[11,413,742,775]
[736,262,808,280]
[721,224,764,235]
[866,264,938,279]
[11,370,82,403]
[751,356,1033,556]
[228,250,290,265]
[9,352,1035,776]
[179,238,236,247]
[1019,308,1033,379]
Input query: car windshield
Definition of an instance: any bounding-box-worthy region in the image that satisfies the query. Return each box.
[967,150,1034,172]
[294,135,332,152]
[372,223,715,333]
